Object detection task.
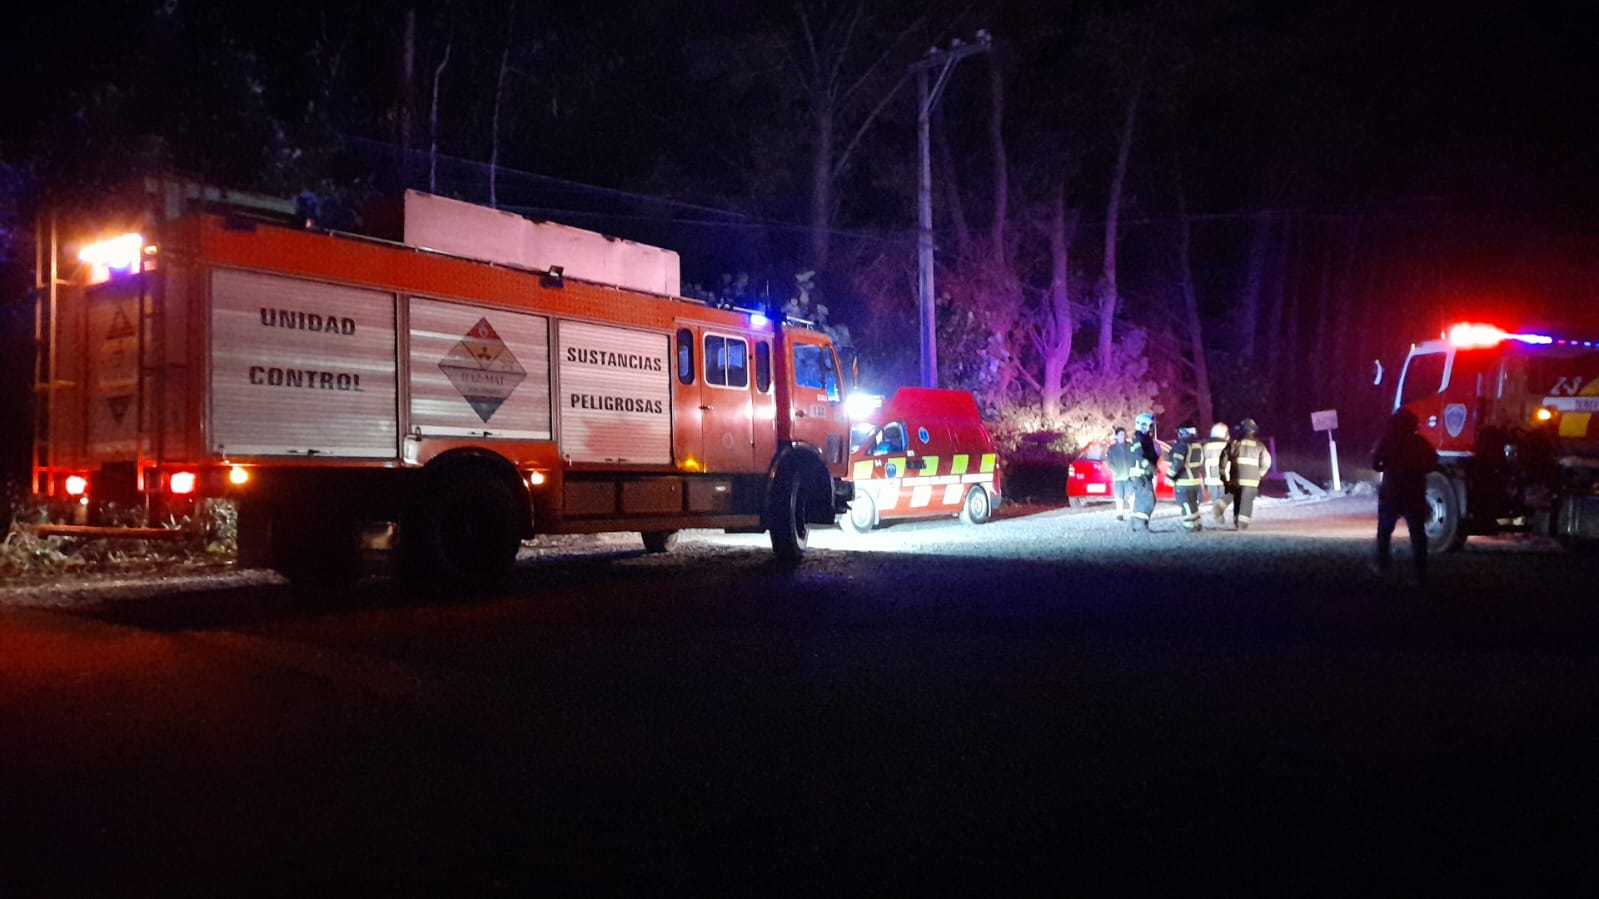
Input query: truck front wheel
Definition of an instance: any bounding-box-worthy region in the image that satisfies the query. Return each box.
[768,467,811,564]
[1424,471,1466,554]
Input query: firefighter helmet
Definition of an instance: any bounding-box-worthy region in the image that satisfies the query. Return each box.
[1239,417,1259,436]
[1177,424,1198,439]
[1210,422,1230,439]
[1135,412,1155,433]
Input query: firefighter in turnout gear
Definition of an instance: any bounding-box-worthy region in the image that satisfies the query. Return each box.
[1222,417,1272,530]
[1169,424,1206,531]
[1202,422,1233,523]
[1128,412,1160,532]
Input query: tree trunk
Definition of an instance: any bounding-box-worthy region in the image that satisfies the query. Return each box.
[988,50,1008,272]
[400,8,416,180]
[1041,184,1074,419]
[1097,67,1143,372]
[1176,188,1213,429]
[934,106,971,261]
[489,6,514,208]
[810,110,834,273]
[429,32,452,194]
[1236,212,1270,362]
[1264,215,1291,382]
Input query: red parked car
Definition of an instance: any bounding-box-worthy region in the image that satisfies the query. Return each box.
[1066,439,1174,508]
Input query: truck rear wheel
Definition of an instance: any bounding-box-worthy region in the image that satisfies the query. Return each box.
[959,485,993,526]
[404,466,522,590]
[768,467,810,564]
[1424,472,1465,554]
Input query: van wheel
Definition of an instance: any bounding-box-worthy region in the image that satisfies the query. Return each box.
[959,485,993,526]
[841,488,876,534]
[641,530,679,553]
[768,467,810,564]
[1424,472,1465,554]
[404,466,522,590]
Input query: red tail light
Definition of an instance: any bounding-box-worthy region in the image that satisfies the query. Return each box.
[168,471,198,495]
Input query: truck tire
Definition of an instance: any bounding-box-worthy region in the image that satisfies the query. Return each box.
[404,466,522,591]
[768,466,810,564]
[641,530,679,553]
[841,487,876,534]
[959,485,993,526]
[1424,471,1466,554]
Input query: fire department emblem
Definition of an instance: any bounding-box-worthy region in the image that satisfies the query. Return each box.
[1443,403,1468,438]
[439,317,527,422]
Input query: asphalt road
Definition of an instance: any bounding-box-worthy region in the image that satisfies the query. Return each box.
[1,496,1595,895]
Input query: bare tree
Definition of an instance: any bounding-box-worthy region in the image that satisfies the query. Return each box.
[489,3,517,208]
[1037,184,1077,418]
[1096,57,1145,372]
[429,27,453,194]
[788,2,922,273]
[1175,183,1214,427]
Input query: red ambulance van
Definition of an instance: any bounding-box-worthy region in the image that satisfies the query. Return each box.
[841,388,1002,532]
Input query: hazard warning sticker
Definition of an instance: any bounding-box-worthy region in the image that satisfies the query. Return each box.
[438,318,528,422]
[408,297,551,439]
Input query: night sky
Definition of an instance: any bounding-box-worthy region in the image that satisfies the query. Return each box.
[2,1,1596,483]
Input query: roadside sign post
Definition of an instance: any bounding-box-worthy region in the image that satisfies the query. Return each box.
[1311,409,1341,493]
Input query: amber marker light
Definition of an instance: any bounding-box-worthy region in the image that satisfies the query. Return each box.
[229,465,250,485]
[527,470,548,487]
[1534,408,1555,423]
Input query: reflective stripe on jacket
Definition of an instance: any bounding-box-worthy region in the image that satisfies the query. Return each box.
[1171,439,1205,488]
[1202,438,1230,488]
[1226,437,1272,488]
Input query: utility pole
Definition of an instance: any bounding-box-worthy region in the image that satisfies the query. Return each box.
[910,30,990,389]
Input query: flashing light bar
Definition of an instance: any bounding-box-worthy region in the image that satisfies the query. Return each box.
[168,471,198,495]
[78,233,146,284]
[1445,323,1553,349]
[844,392,884,421]
[64,475,89,496]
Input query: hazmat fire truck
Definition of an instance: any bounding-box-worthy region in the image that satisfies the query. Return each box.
[1385,321,1599,553]
[31,176,854,585]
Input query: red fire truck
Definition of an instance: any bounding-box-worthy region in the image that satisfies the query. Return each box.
[31,177,854,585]
[1386,321,1599,552]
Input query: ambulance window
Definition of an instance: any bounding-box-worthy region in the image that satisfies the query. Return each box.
[869,422,907,455]
[676,329,695,385]
[704,334,749,388]
[755,341,772,392]
[1399,351,1448,406]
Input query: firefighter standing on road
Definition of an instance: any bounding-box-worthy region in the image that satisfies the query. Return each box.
[1222,417,1272,530]
[1372,407,1439,585]
[1128,412,1160,532]
[1202,422,1233,523]
[1169,424,1206,531]
[1105,427,1135,521]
